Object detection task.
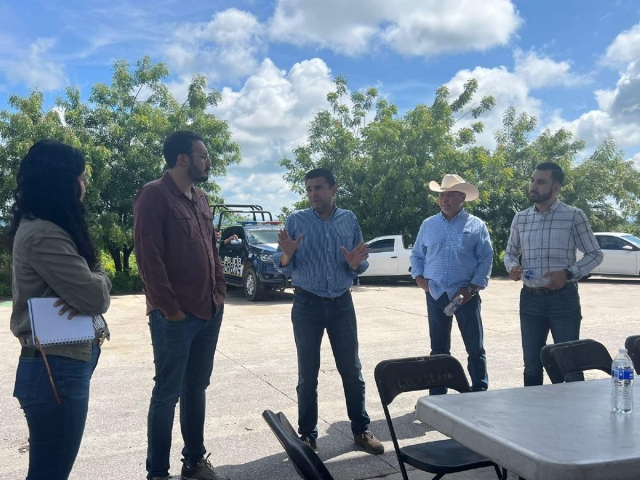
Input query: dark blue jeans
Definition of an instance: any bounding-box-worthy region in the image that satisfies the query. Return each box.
[291,288,370,439]
[520,284,584,386]
[427,292,488,394]
[13,344,101,480]
[146,306,223,479]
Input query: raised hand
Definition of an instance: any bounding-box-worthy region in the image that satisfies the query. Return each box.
[340,241,369,271]
[278,229,303,257]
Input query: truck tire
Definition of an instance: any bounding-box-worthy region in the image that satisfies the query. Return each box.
[243,266,264,301]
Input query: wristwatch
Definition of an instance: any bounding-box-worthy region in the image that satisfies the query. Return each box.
[563,268,574,280]
[467,287,478,297]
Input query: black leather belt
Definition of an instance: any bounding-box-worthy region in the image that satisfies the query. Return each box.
[294,287,347,302]
[522,282,577,295]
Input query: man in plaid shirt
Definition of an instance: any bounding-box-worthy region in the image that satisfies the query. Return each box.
[505,162,603,386]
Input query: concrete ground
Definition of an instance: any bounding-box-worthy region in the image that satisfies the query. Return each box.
[0,276,638,480]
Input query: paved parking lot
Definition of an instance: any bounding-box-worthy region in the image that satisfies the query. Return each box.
[0,277,638,480]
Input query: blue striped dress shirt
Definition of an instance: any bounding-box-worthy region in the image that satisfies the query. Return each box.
[273,207,368,298]
[410,210,493,300]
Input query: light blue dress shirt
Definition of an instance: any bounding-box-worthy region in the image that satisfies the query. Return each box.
[410,209,493,300]
[273,207,368,298]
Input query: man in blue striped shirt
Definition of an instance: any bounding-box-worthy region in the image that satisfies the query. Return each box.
[410,174,494,394]
[273,168,384,455]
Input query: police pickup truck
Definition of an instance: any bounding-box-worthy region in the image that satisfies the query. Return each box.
[213,204,291,301]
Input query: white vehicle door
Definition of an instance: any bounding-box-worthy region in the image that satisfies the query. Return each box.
[597,235,636,275]
[365,239,399,276]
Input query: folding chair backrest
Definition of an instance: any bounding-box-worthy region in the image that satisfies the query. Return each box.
[262,410,334,480]
[540,343,566,384]
[551,339,612,381]
[375,355,471,406]
[625,335,640,374]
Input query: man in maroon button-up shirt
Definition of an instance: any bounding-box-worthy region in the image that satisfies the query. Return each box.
[134,130,229,480]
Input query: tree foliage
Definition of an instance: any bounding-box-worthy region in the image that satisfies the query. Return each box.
[0,56,241,272]
[281,77,640,274]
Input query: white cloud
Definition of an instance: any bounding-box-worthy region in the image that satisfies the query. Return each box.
[212,57,336,212]
[0,38,68,91]
[268,0,521,57]
[164,8,265,81]
[514,49,586,89]
[603,23,640,67]
[547,23,640,150]
[445,65,542,148]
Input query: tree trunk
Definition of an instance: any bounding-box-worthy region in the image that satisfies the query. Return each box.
[123,245,134,272]
[108,246,123,272]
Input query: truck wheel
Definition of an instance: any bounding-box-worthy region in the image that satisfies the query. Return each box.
[243,266,264,301]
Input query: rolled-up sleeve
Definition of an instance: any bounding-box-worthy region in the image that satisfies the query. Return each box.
[571,209,603,278]
[28,232,111,316]
[133,186,181,316]
[504,215,522,272]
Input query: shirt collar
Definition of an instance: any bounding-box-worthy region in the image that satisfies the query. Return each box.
[439,208,467,223]
[311,204,338,221]
[162,171,187,197]
[532,199,561,214]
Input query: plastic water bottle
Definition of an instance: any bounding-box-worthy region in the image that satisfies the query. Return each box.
[611,348,634,413]
[444,294,464,316]
[523,269,550,287]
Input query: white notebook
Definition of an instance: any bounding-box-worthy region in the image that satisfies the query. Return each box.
[28,297,95,347]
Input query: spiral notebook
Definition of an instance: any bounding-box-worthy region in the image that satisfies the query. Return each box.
[28,297,95,347]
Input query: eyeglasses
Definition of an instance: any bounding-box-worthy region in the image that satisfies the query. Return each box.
[191,153,211,162]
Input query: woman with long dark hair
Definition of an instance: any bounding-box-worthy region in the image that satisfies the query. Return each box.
[10,139,111,480]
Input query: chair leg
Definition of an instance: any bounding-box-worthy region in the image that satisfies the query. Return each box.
[494,465,508,479]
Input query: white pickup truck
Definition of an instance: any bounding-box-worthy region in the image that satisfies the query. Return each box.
[360,235,413,277]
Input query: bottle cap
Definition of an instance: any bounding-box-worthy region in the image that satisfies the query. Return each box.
[619,348,628,353]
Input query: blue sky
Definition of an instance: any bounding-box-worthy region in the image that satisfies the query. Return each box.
[1,0,639,214]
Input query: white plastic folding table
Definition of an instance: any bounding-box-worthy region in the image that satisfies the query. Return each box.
[416,379,639,480]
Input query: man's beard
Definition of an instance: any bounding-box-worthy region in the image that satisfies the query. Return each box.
[529,190,552,203]
[188,160,209,183]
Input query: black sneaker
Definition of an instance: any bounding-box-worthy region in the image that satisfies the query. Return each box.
[299,434,317,450]
[181,453,229,480]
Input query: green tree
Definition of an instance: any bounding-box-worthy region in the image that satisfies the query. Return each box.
[0,56,242,274]
[281,78,640,276]
[281,76,495,243]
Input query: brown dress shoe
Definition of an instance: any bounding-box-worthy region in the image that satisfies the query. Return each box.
[354,430,384,455]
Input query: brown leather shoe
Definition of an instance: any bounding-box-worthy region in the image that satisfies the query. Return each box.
[354,430,384,455]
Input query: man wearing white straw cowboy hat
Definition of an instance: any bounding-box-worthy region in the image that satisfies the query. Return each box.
[410,174,494,394]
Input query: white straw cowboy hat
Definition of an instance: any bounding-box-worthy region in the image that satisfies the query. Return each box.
[429,174,479,201]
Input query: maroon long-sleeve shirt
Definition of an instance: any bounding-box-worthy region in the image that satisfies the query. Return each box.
[133,172,225,320]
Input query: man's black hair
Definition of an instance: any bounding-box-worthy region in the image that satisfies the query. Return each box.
[305,168,336,187]
[163,131,205,168]
[535,162,565,185]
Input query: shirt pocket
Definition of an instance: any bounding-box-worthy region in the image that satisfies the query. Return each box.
[173,210,195,238]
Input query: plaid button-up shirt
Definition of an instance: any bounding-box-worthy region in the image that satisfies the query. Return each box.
[504,200,603,284]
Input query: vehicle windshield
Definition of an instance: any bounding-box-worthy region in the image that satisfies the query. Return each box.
[622,234,640,246]
[246,229,280,245]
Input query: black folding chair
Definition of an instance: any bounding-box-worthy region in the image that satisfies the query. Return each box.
[262,410,334,480]
[542,339,612,383]
[625,335,640,374]
[540,339,594,384]
[375,355,506,480]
